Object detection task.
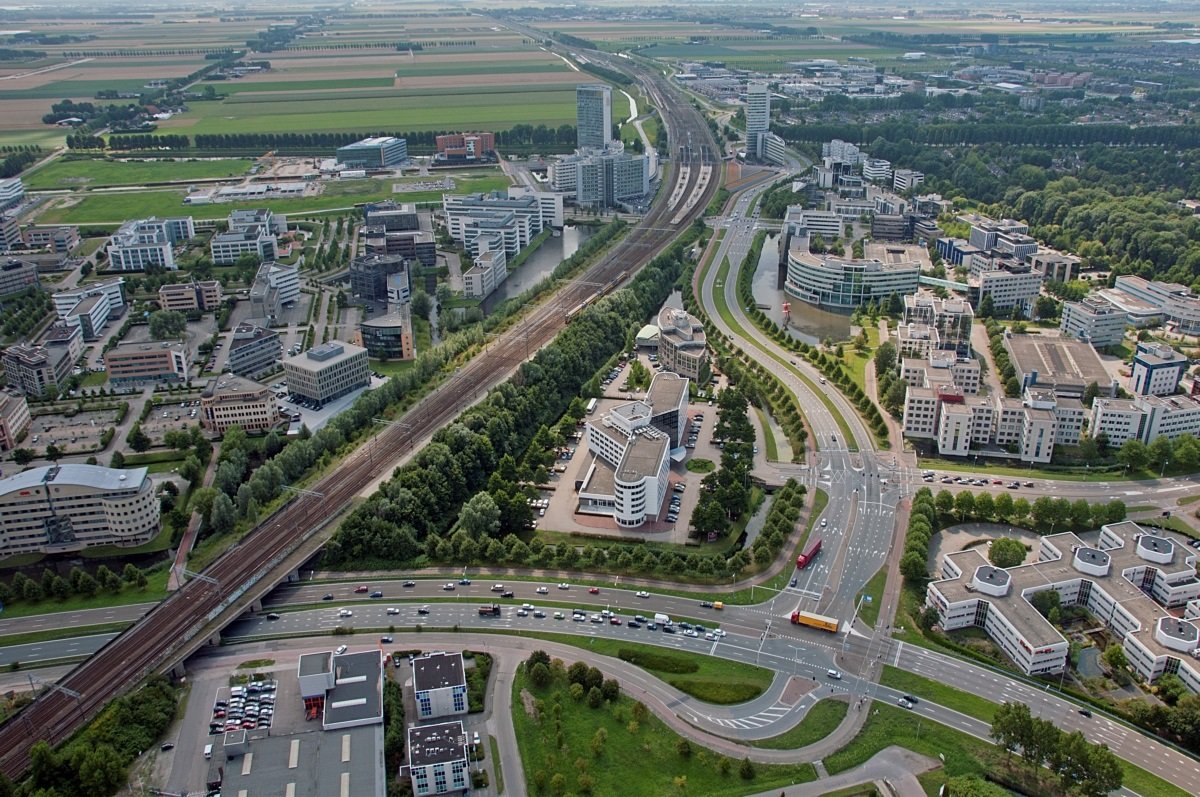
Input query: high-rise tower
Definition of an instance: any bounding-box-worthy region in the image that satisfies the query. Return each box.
[576,84,613,150]
[745,82,770,159]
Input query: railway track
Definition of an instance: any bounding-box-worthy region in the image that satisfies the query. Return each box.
[0,61,719,781]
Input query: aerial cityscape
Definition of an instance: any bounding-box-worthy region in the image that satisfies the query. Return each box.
[3,1,1200,795]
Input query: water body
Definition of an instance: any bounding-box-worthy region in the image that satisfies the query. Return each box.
[482,225,595,312]
[750,233,851,345]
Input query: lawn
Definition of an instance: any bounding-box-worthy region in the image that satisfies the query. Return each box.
[518,631,774,704]
[838,326,879,395]
[919,457,1147,482]
[370,358,416,378]
[80,524,174,558]
[878,665,998,723]
[855,567,887,629]
[22,158,254,190]
[0,568,166,620]
[749,699,848,749]
[754,406,779,461]
[511,667,817,797]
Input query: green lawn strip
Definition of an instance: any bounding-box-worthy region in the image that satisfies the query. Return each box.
[514,631,772,704]
[823,702,990,779]
[488,735,504,795]
[1120,761,1192,797]
[0,570,167,619]
[708,254,857,451]
[754,406,780,461]
[879,665,997,723]
[723,487,828,604]
[0,621,130,649]
[748,699,848,749]
[22,158,253,190]
[370,358,415,378]
[80,524,174,557]
[1177,494,1200,506]
[919,457,1151,482]
[855,567,887,629]
[511,668,816,797]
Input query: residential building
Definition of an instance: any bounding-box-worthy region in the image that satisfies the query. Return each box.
[0,390,31,450]
[210,224,277,265]
[105,341,187,384]
[461,240,507,301]
[227,322,281,379]
[893,169,925,191]
[1131,343,1187,397]
[1060,295,1126,348]
[411,652,468,720]
[199,374,279,435]
[745,82,770,159]
[336,136,407,168]
[349,254,409,304]
[406,722,469,796]
[434,132,495,163]
[784,230,921,311]
[0,464,159,556]
[106,217,193,271]
[158,279,223,312]
[1028,250,1079,283]
[0,258,39,297]
[0,177,24,211]
[2,342,72,396]
[580,372,688,528]
[64,292,110,341]
[1114,275,1200,335]
[21,226,79,254]
[971,261,1043,317]
[928,523,1200,692]
[1004,334,1114,399]
[576,84,613,150]
[656,307,707,381]
[248,261,299,321]
[53,278,125,320]
[282,341,370,406]
[359,309,414,360]
[1091,393,1200,447]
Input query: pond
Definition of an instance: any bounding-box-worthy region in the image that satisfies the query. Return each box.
[749,233,852,345]
[482,224,596,312]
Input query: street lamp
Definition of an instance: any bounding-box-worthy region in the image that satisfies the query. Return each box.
[1160,458,1170,478]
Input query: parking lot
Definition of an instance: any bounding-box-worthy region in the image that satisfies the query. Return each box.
[268,374,390,434]
[141,398,203,443]
[27,407,124,454]
[208,678,278,737]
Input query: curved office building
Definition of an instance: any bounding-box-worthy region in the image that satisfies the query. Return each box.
[785,249,920,311]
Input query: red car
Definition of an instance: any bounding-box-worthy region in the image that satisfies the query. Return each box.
[354,585,369,594]
[609,617,622,625]
[588,587,600,594]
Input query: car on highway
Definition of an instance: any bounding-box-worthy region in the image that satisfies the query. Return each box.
[537,586,550,594]
[443,583,456,591]
[636,591,650,598]
[369,591,383,599]
[417,606,430,615]
[1078,709,1092,718]
[386,607,400,615]
[609,616,622,625]
[459,577,472,585]
[554,611,565,619]
[266,613,280,620]
[516,608,528,617]
[1024,481,1035,488]
[647,621,658,630]
[700,601,713,608]
[902,694,919,704]
[501,590,514,598]
[335,645,348,655]
[322,593,334,601]
[380,636,393,644]
[683,629,698,637]
[557,582,570,590]
[354,585,369,594]
[992,479,1004,485]
[790,577,798,587]
[402,581,416,587]
[704,632,716,640]
[160,741,174,751]
[338,609,353,618]
[714,629,727,637]
[897,698,913,709]
[588,587,600,594]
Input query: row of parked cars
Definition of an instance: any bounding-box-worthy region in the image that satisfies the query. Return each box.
[210,681,277,735]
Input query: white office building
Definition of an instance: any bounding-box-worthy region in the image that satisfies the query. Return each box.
[406,722,469,796]
[745,82,770,159]
[461,237,508,301]
[0,178,24,211]
[282,341,370,406]
[893,169,925,191]
[1130,342,1188,396]
[1114,275,1200,335]
[53,278,125,321]
[107,217,193,271]
[1090,393,1200,447]
[1060,295,1127,348]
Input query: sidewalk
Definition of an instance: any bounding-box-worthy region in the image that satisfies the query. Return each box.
[167,440,222,591]
[741,746,939,797]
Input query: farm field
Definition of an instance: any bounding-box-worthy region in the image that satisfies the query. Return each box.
[22,158,255,190]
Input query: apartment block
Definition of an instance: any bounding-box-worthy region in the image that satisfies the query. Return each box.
[0,390,31,450]
[105,341,188,384]
[412,652,468,720]
[1060,295,1126,348]
[227,322,281,379]
[107,216,193,271]
[282,341,370,406]
[0,258,39,297]
[1131,342,1187,397]
[158,279,223,313]
[200,374,279,435]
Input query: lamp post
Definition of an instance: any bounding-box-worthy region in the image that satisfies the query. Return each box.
[1160,458,1170,478]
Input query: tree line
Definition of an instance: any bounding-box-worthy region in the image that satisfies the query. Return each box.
[775,121,1200,150]
[990,701,1122,797]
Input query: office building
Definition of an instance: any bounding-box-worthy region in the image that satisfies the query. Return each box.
[42,323,83,367]
[1004,334,1114,399]
[434,132,495,163]
[412,652,468,720]
[228,208,286,236]
[1028,250,1079,283]
[106,217,193,271]
[903,292,973,357]
[362,226,437,266]
[0,215,19,251]
[893,169,925,191]
[200,374,279,435]
[106,341,188,384]
[53,278,125,321]
[336,136,407,169]
[862,158,893,183]
[1114,275,1200,335]
[0,258,39,297]
[1060,295,1126,348]
[283,341,370,406]
[971,261,1043,317]
[158,279,223,313]
[0,390,31,451]
[656,307,707,381]
[0,464,159,556]
[210,224,278,265]
[784,207,842,239]
[1131,342,1187,397]
[576,84,613,150]
[0,177,24,211]
[358,309,414,360]
[443,191,555,255]
[22,226,78,255]
[349,254,409,304]
[928,522,1200,693]
[821,139,863,165]
[551,149,650,209]
[1091,393,1200,447]
[406,722,469,796]
[899,352,981,395]
[506,186,564,228]
[968,218,1037,261]
[745,82,770,159]
[2,342,72,396]
[461,240,507,301]
[580,372,688,528]
[249,261,299,321]
[784,230,921,311]
[227,322,281,379]
[364,202,420,231]
[1094,287,1164,328]
[64,292,110,341]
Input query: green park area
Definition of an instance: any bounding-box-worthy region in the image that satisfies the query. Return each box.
[22,158,255,190]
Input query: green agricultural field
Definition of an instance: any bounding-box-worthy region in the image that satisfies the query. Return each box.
[0,79,156,101]
[22,158,255,190]
[216,78,398,94]
[0,129,66,149]
[393,62,568,77]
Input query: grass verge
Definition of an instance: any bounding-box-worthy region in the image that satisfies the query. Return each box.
[823,702,991,780]
[749,699,848,749]
[723,487,828,604]
[488,735,504,795]
[878,665,997,723]
[856,567,887,630]
[754,406,780,462]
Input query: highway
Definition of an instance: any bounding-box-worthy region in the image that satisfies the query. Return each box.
[0,55,721,781]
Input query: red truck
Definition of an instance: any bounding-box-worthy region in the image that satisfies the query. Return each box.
[796,539,822,569]
[478,604,501,617]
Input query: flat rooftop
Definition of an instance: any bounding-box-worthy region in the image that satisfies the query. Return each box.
[645,371,688,412]
[617,431,669,483]
[412,652,465,692]
[408,721,467,768]
[299,651,331,677]
[218,725,382,797]
[324,650,383,728]
[1004,334,1111,391]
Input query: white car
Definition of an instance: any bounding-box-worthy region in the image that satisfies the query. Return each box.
[557,583,570,590]
[684,629,698,637]
[636,590,650,598]
[337,609,353,618]
[536,586,549,594]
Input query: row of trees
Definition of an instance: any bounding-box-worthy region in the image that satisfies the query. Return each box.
[0,149,38,179]
[0,563,147,607]
[990,702,1122,797]
[775,120,1200,150]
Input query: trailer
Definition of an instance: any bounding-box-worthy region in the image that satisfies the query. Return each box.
[796,538,822,569]
[791,610,839,633]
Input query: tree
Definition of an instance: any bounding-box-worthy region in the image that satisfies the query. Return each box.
[1148,434,1174,470]
[457,492,501,539]
[1102,643,1128,672]
[529,662,551,689]
[873,340,897,375]
[209,493,237,534]
[1080,744,1123,797]
[586,686,603,708]
[11,448,34,465]
[110,450,125,468]
[953,490,976,520]
[44,444,62,462]
[148,309,187,339]
[1117,438,1149,472]
[127,423,151,453]
[1030,589,1061,619]
[738,757,755,780]
[601,677,620,702]
[989,538,1026,568]
[1082,381,1101,409]
[991,701,1032,758]
[900,550,928,581]
[935,489,955,518]
[676,738,692,758]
